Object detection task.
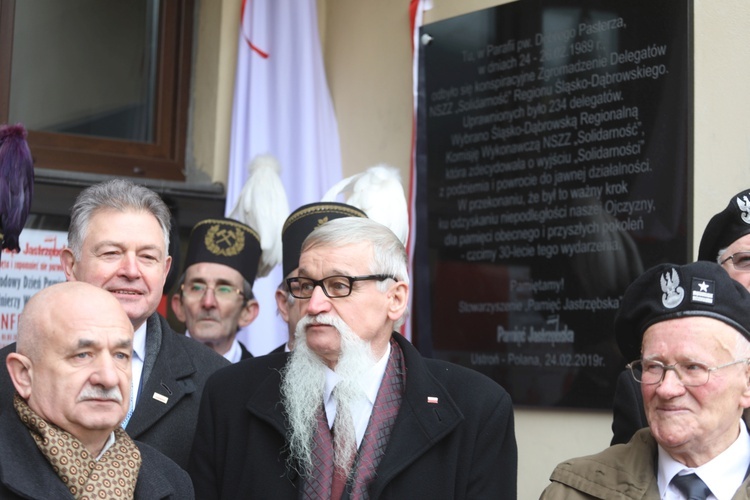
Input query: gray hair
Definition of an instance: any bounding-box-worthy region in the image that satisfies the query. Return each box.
[301,217,409,286]
[68,179,171,259]
[301,217,409,327]
[717,247,728,264]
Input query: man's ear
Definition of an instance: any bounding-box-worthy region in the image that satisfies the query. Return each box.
[238,300,260,328]
[275,289,290,323]
[6,353,33,399]
[60,248,77,281]
[171,293,186,323]
[386,281,409,322]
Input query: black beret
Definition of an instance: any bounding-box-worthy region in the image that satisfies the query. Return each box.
[281,202,367,277]
[697,189,750,261]
[614,261,750,361]
[183,218,261,286]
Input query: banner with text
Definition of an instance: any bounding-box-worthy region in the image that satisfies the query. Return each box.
[0,229,67,348]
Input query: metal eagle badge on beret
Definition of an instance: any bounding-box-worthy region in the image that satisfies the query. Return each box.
[660,268,684,309]
[738,194,750,224]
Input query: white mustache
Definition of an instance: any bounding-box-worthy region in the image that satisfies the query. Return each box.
[77,385,123,403]
[298,313,339,329]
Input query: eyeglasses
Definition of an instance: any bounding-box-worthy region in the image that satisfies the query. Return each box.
[181,282,244,301]
[720,252,750,271]
[627,358,749,387]
[286,274,397,299]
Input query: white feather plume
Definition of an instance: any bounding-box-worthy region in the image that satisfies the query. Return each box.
[228,154,289,277]
[322,164,409,245]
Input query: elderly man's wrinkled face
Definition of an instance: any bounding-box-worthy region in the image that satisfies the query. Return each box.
[21,288,134,448]
[172,262,257,354]
[641,316,750,466]
[293,242,401,368]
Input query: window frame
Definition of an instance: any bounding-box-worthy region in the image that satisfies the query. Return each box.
[0,0,193,181]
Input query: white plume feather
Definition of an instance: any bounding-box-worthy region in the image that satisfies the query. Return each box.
[322,164,409,245]
[228,154,289,277]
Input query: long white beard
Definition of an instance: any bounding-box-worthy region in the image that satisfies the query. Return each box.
[280,313,377,475]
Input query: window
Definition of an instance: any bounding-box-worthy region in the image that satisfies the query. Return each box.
[0,0,193,180]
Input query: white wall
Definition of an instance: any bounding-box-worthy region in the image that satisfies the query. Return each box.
[191,1,750,497]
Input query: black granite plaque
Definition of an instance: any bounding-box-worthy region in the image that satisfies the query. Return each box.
[414,0,690,408]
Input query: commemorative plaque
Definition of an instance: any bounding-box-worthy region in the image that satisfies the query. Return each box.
[414,0,690,408]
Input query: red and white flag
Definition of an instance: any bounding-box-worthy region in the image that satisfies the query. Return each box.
[227,0,342,355]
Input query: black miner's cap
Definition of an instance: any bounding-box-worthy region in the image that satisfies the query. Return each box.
[184,218,261,285]
[281,202,366,277]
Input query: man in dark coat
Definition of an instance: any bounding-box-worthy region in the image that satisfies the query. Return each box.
[1,281,193,499]
[611,188,750,444]
[189,217,517,498]
[0,179,229,470]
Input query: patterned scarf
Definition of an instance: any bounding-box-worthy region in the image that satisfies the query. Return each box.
[14,394,141,499]
[302,339,405,500]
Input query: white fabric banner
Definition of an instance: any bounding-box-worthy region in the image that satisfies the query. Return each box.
[226,0,343,355]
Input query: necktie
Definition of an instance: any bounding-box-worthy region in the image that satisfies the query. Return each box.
[671,473,712,500]
[331,386,355,500]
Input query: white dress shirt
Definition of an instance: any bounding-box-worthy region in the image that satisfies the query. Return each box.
[658,420,750,499]
[323,343,391,447]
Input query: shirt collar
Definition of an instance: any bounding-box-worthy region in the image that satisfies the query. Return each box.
[657,420,750,499]
[132,322,147,363]
[323,343,391,424]
[95,432,116,461]
[222,338,242,363]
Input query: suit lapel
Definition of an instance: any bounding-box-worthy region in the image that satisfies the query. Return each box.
[368,335,463,495]
[245,355,289,437]
[126,315,198,438]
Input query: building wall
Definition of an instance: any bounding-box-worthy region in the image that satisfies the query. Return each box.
[191,1,750,497]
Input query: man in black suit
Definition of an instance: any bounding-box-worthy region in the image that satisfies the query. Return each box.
[0,179,230,470]
[189,217,517,498]
[611,188,750,444]
[172,218,266,362]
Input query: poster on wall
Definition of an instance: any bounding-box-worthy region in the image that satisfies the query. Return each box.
[414,0,690,408]
[0,229,67,348]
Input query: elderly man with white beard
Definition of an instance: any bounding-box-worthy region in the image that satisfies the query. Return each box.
[188,217,517,499]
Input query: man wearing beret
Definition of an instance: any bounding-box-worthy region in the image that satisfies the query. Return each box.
[543,261,750,499]
[612,188,750,445]
[172,218,263,362]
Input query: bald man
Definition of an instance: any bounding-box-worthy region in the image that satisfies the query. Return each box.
[2,282,192,498]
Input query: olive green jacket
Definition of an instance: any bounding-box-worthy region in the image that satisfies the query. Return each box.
[540,427,750,499]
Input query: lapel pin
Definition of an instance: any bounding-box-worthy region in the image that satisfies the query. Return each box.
[427,396,439,404]
[153,392,169,404]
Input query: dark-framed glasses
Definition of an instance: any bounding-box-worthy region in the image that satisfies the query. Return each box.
[181,282,244,301]
[720,251,750,271]
[627,358,750,387]
[286,274,397,299]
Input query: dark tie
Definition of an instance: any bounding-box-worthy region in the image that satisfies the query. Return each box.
[331,386,355,500]
[671,473,712,500]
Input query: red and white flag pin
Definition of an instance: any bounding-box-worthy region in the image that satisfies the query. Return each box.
[427,396,439,404]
